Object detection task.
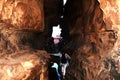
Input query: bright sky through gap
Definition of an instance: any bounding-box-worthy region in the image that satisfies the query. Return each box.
[63,0,67,5]
[52,25,62,38]
[52,0,67,38]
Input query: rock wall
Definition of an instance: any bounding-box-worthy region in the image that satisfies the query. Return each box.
[0,23,45,53]
[63,0,118,80]
[0,0,120,80]
[0,0,63,79]
[0,0,49,80]
[0,50,50,80]
[98,0,120,80]
[0,0,44,31]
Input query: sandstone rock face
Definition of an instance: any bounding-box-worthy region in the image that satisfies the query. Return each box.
[0,50,50,80]
[63,0,118,80]
[98,0,120,29]
[0,0,62,80]
[98,0,120,80]
[0,1,46,79]
[0,23,45,53]
[0,0,44,31]
[0,0,120,80]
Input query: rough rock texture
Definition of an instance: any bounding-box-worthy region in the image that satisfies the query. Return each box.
[0,0,120,80]
[0,23,45,53]
[0,50,50,80]
[98,0,120,80]
[0,0,44,31]
[0,0,48,80]
[63,0,118,80]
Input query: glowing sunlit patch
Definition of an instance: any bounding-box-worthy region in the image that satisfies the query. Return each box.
[21,61,34,69]
[6,69,13,77]
[99,0,120,25]
[63,0,67,5]
[52,25,62,38]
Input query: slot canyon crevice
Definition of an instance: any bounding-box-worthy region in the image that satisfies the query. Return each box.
[0,0,120,80]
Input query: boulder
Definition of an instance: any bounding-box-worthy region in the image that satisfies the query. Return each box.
[0,50,50,80]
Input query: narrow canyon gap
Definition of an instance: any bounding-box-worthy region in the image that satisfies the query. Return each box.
[0,0,120,80]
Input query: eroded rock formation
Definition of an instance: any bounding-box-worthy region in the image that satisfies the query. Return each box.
[63,0,119,80]
[0,50,50,80]
[0,23,45,53]
[0,0,120,80]
[0,0,49,80]
[99,0,120,80]
[0,0,44,31]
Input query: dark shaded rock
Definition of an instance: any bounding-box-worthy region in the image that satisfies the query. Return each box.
[44,0,63,26]
[0,23,45,53]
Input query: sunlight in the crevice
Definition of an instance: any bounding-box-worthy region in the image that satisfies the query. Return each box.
[52,25,62,38]
[63,0,67,5]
